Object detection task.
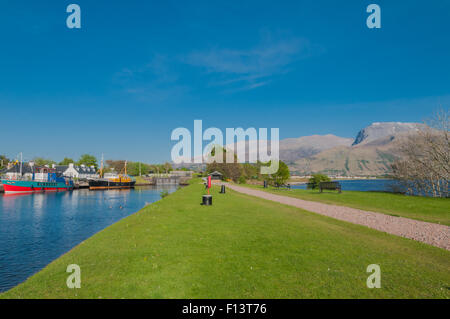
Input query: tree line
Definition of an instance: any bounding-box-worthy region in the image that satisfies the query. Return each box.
[0,154,98,169]
[205,146,290,185]
[391,108,449,198]
[0,154,174,177]
[104,160,172,176]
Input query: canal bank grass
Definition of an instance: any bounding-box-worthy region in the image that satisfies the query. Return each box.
[243,184,450,226]
[133,176,148,184]
[1,183,449,299]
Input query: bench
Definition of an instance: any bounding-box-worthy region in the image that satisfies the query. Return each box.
[319,181,342,193]
[306,183,315,189]
[275,183,291,190]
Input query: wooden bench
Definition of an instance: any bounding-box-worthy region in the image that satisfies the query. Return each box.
[319,181,342,193]
[275,183,291,190]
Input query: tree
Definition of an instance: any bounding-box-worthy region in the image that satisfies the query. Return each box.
[33,157,56,166]
[125,162,138,176]
[0,155,10,170]
[206,146,243,182]
[105,160,125,173]
[77,154,98,168]
[242,163,259,180]
[269,160,290,186]
[163,162,172,174]
[391,109,449,197]
[59,157,74,165]
[307,174,331,189]
[126,162,151,176]
[140,163,151,176]
[238,176,247,184]
[152,164,166,174]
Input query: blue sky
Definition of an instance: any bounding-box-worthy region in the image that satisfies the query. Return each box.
[0,0,449,163]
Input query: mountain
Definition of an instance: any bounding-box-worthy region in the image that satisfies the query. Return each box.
[352,122,426,146]
[284,122,425,176]
[172,122,425,176]
[289,142,400,176]
[280,135,353,162]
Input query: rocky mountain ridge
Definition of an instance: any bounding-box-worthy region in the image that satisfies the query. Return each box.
[283,122,425,176]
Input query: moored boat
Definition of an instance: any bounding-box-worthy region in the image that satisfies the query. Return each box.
[1,179,74,194]
[88,160,135,190]
[1,166,74,194]
[88,177,136,190]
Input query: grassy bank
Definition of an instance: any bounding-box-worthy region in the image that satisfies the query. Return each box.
[243,184,450,226]
[1,182,449,298]
[133,176,152,185]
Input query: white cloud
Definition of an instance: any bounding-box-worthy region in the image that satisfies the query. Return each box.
[184,34,315,91]
[114,32,319,98]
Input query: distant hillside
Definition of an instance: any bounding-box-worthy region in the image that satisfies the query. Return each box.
[352,122,426,146]
[289,140,401,176]
[280,134,353,162]
[284,122,425,176]
[172,122,426,176]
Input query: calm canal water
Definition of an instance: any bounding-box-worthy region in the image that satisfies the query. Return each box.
[292,179,400,192]
[0,186,177,292]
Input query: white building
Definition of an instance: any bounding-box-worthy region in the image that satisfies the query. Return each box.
[56,163,99,180]
[2,162,99,180]
[3,162,34,180]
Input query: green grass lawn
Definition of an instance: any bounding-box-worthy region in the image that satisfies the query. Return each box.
[243,184,450,226]
[1,182,449,299]
[133,176,151,184]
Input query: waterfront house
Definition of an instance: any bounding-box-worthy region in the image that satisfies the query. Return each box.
[1,162,64,180]
[55,163,99,180]
[2,162,34,180]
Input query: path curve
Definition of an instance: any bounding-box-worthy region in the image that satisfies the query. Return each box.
[225,184,450,251]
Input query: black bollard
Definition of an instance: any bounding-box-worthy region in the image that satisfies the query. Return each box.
[220,185,226,194]
[202,195,213,206]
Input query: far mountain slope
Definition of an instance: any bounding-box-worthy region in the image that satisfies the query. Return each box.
[280,134,353,163]
[352,122,426,146]
[285,122,425,176]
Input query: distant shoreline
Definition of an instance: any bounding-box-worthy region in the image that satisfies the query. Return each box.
[288,177,393,185]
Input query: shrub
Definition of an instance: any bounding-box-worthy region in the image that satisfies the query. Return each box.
[269,161,290,186]
[160,190,169,198]
[307,174,331,189]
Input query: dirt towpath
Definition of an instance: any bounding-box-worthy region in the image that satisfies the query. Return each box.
[225,184,450,251]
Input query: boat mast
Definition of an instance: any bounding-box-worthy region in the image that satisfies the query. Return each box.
[100,153,104,177]
[19,152,23,177]
[124,160,127,175]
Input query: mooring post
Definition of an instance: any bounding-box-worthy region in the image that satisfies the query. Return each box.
[202,195,213,205]
[202,175,213,205]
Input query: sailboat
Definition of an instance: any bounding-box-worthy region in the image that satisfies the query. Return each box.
[88,159,136,190]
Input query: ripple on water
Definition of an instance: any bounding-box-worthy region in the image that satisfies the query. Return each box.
[0,186,177,292]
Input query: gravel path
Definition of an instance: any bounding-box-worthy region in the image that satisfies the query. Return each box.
[225,184,450,251]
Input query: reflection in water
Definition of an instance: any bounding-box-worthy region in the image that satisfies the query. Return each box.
[0,186,177,292]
